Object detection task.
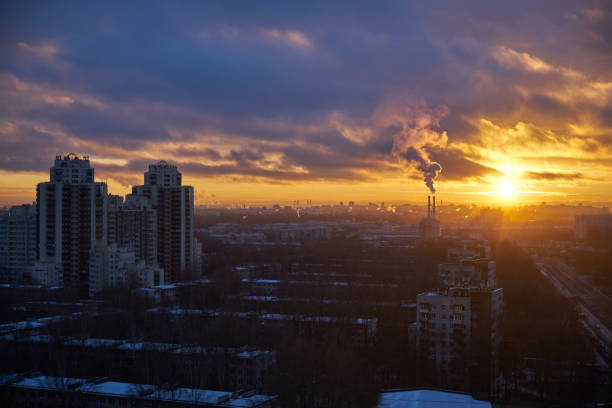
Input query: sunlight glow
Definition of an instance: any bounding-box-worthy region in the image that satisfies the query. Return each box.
[497,179,516,199]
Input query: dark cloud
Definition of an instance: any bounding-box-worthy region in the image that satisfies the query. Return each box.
[428,148,501,181]
[525,171,588,180]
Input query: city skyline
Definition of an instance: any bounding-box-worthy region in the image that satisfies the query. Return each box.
[1,1,612,206]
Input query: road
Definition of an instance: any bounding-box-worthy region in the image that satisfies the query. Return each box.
[535,257,612,363]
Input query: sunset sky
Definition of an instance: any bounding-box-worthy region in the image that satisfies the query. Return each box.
[1,1,611,206]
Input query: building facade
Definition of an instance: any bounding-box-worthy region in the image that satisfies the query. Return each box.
[416,287,503,400]
[89,243,163,296]
[133,161,195,283]
[416,237,504,400]
[36,154,108,294]
[575,213,612,244]
[107,194,158,269]
[0,204,36,283]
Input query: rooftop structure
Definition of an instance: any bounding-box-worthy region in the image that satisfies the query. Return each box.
[144,160,182,187]
[50,153,94,184]
[0,204,36,283]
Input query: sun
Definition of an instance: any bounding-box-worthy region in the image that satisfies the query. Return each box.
[497,179,516,199]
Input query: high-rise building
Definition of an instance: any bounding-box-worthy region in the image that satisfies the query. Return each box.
[0,204,37,283]
[416,286,503,400]
[416,238,503,400]
[36,154,108,295]
[575,213,612,243]
[132,161,195,283]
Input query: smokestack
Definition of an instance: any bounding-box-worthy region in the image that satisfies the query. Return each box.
[427,195,431,218]
[433,195,436,218]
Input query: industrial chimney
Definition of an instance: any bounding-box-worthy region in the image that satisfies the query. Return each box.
[433,195,436,218]
[427,195,431,218]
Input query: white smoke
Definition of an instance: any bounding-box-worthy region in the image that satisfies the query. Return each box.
[386,103,449,193]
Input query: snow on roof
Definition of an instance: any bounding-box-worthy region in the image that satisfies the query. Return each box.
[79,381,155,397]
[377,389,491,408]
[64,337,124,348]
[12,376,84,391]
[235,350,273,359]
[20,335,55,344]
[118,341,180,352]
[153,388,229,404]
[5,374,276,406]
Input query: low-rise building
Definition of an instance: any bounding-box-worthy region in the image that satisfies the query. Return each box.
[0,374,277,407]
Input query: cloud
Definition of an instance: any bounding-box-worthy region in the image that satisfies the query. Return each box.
[428,147,501,181]
[260,28,312,50]
[17,41,59,59]
[524,171,588,180]
[491,45,582,79]
[1,0,612,203]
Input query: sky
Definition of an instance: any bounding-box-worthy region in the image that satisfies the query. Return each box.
[1,1,611,206]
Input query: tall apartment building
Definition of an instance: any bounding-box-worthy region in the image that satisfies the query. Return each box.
[416,287,503,400]
[575,213,612,243]
[36,154,108,295]
[132,161,195,283]
[416,238,503,400]
[0,204,37,283]
[107,194,158,269]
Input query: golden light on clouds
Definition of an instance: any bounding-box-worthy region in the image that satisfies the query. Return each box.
[1,2,612,206]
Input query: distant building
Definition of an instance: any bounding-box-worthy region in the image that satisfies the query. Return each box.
[575,213,612,244]
[36,154,108,295]
[133,161,195,283]
[0,204,36,283]
[254,223,331,242]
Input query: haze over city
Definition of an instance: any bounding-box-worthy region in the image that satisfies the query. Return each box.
[1,1,612,206]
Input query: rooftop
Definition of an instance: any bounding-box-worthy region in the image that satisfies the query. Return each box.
[3,374,277,407]
[377,389,491,408]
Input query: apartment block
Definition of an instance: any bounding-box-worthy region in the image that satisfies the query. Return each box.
[0,204,36,283]
[133,161,195,283]
[107,194,158,269]
[416,286,503,400]
[36,154,108,295]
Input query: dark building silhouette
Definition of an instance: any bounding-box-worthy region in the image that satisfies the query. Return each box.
[36,154,107,295]
[133,161,195,283]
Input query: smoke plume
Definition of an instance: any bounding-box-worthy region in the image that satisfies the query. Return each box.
[387,103,449,193]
